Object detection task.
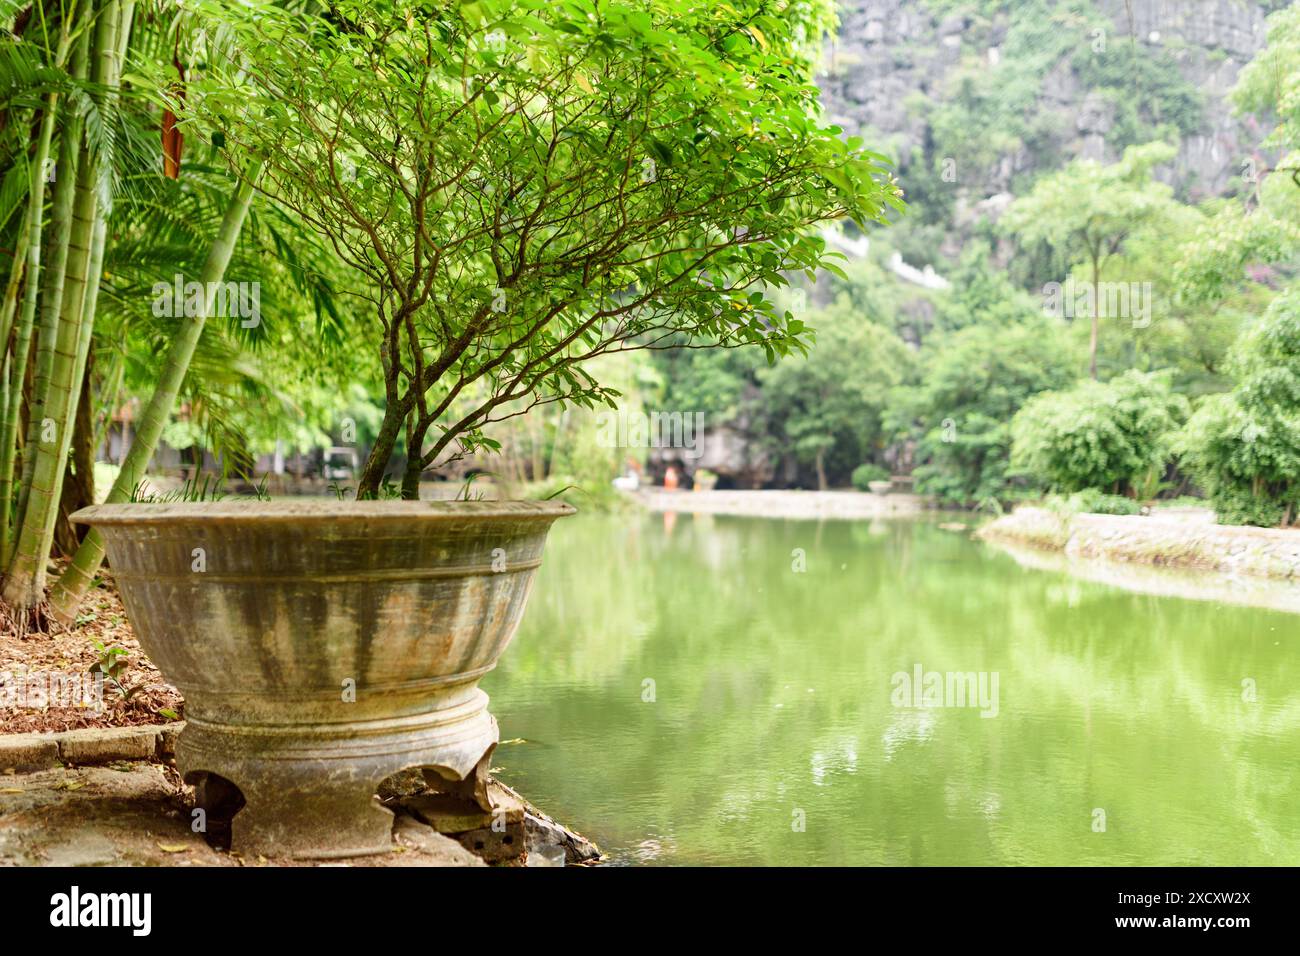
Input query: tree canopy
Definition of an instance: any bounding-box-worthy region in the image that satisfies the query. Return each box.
[193,0,901,497]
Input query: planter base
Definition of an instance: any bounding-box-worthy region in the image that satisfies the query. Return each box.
[182,690,500,859]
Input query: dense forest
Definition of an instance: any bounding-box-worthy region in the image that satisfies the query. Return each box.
[642,0,1300,527]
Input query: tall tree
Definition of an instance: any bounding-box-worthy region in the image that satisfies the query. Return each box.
[1001,141,1180,380]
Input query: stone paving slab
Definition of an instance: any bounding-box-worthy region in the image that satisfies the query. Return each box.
[0,733,60,772]
[0,763,483,867]
[0,722,600,867]
[0,722,179,774]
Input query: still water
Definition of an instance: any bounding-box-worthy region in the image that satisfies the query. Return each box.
[483,512,1300,865]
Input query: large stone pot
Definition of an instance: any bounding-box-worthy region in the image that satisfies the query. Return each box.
[71,500,573,858]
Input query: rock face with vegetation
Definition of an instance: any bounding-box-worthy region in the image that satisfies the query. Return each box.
[821,0,1275,213]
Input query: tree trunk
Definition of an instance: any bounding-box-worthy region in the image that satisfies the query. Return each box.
[1088,258,1100,380]
[356,400,406,499]
[15,36,86,546]
[400,456,422,500]
[47,161,261,624]
[815,448,827,491]
[399,411,425,500]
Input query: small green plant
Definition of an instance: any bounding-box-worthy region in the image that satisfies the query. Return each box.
[692,468,718,490]
[248,474,272,501]
[455,472,491,502]
[327,481,353,501]
[89,640,141,701]
[851,463,890,491]
[130,473,271,503]
[540,483,579,501]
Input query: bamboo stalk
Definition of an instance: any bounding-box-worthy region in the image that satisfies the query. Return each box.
[0,93,60,562]
[12,14,90,555]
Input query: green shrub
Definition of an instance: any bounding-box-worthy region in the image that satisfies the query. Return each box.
[851,463,890,491]
[886,313,1078,506]
[1175,289,1300,527]
[1046,490,1142,516]
[1010,369,1189,495]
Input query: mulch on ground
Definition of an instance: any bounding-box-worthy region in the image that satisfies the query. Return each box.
[0,570,183,735]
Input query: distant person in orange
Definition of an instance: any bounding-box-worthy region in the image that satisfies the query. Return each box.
[663,465,679,490]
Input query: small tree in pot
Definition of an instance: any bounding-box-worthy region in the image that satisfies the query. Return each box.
[198,0,897,498]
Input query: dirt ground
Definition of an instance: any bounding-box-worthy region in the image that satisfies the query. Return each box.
[0,571,183,735]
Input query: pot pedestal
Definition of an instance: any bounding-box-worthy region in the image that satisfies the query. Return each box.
[181,689,499,859]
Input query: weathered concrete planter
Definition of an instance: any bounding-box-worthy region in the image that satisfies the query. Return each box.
[71,500,573,858]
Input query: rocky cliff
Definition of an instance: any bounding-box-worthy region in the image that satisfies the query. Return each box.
[818,0,1279,220]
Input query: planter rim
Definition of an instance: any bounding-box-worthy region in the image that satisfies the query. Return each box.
[71,499,576,526]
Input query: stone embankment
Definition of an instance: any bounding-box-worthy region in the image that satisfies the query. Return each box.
[978,507,1300,581]
[638,488,927,519]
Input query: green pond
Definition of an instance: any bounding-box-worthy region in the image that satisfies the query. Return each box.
[482,512,1300,866]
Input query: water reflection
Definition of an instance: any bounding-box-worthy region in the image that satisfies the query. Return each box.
[484,513,1300,865]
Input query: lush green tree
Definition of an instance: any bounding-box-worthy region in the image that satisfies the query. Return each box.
[756,293,912,489]
[1085,199,1270,394]
[194,0,900,500]
[885,314,1078,507]
[1174,3,1300,307]
[1176,288,1300,527]
[1001,141,1181,379]
[1157,1,1300,529]
[1010,369,1189,497]
[1235,2,1300,167]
